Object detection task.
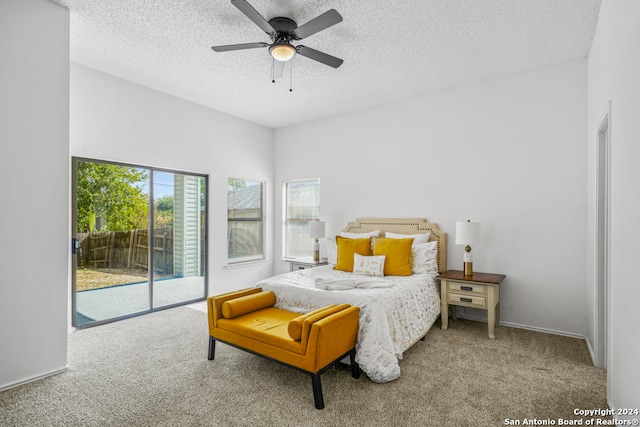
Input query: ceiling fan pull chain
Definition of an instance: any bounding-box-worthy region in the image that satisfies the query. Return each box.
[271,59,275,83]
[289,60,293,92]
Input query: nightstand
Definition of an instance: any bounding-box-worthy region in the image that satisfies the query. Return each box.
[438,270,506,339]
[286,257,328,272]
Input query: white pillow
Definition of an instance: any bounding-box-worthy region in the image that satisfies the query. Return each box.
[386,231,431,246]
[327,236,338,265]
[353,254,386,277]
[340,230,380,239]
[411,241,438,274]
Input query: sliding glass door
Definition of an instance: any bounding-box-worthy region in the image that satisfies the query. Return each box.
[72,158,207,328]
[152,171,206,309]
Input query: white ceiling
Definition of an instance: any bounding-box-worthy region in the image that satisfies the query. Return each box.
[52,0,602,129]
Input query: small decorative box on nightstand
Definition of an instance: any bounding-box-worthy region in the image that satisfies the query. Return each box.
[437,270,506,339]
[286,257,328,272]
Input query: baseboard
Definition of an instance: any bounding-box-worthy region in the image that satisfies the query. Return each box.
[456,312,587,340]
[585,336,597,366]
[0,366,69,393]
[498,321,586,340]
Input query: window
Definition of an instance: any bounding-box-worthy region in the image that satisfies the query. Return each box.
[227,178,264,263]
[283,178,320,258]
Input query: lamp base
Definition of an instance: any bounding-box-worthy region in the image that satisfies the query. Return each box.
[463,262,473,277]
[313,238,320,262]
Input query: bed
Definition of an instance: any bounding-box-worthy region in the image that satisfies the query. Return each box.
[257,218,447,383]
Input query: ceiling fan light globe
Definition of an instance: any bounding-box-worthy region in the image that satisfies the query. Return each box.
[270,44,296,61]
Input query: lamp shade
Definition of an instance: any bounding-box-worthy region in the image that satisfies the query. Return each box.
[309,221,326,239]
[455,221,481,246]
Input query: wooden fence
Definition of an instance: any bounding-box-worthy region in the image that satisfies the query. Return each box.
[77,227,174,275]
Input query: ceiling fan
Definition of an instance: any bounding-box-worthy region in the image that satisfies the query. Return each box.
[211,0,344,80]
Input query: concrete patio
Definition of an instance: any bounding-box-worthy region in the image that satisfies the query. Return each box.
[76,276,205,325]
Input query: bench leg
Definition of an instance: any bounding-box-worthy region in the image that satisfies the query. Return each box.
[349,349,361,379]
[311,373,324,410]
[208,336,216,360]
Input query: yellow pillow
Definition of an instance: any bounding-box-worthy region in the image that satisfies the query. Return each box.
[334,236,371,272]
[373,237,414,276]
[287,305,338,340]
[221,290,276,319]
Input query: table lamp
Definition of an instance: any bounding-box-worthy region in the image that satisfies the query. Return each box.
[309,221,326,262]
[455,220,481,276]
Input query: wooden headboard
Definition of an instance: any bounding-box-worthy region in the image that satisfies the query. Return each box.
[342,218,447,273]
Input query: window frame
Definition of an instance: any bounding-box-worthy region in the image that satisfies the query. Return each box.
[227,177,265,264]
[282,178,320,259]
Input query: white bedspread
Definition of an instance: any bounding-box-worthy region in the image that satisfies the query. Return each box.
[256,266,440,383]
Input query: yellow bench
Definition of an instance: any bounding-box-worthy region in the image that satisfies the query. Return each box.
[207,287,360,409]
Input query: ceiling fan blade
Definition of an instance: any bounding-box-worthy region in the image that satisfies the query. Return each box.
[296,46,343,68]
[273,59,284,79]
[231,0,275,35]
[293,9,342,40]
[211,42,268,52]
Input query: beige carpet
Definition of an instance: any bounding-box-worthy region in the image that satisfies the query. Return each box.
[0,305,608,426]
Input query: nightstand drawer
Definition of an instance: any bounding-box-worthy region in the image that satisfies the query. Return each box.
[448,282,486,296]
[286,258,328,272]
[448,293,487,309]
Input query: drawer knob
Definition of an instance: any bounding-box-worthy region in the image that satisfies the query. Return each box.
[461,286,473,291]
[461,297,473,303]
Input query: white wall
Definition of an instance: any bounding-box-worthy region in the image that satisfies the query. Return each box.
[0,0,69,390]
[70,64,275,302]
[587,0,640,411]
[275,60,588,337]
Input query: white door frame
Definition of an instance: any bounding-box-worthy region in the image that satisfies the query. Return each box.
[594,101,611,370]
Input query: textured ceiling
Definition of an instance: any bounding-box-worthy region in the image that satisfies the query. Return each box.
[52,0,601,129]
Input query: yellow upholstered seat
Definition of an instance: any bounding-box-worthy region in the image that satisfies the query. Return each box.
[207,288,360,409]
[217,307,302,354]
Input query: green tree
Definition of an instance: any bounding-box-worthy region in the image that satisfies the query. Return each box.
[228,178,246,194]
[76,162,149,232]
[155,195,174,228]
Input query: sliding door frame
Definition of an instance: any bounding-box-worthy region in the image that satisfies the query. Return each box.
[72,157,208,328]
